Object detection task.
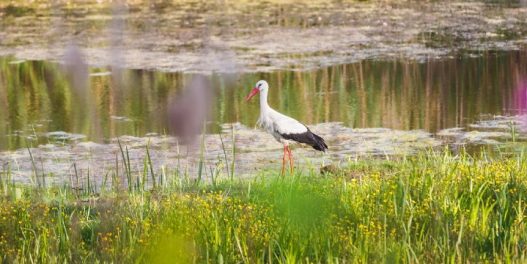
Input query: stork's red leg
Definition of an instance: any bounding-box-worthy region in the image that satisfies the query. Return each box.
[281,145,287,176]
[291,149,294,174]
[287,146,294,174]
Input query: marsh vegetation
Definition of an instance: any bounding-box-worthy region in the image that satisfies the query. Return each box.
[2,150,527,262]
[2,0,527,263]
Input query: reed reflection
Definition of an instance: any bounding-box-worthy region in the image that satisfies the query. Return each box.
[0,50,526,150]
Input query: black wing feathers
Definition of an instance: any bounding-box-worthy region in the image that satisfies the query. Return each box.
[280,128,328,152]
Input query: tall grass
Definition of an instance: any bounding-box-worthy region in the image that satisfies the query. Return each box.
[1,150,527,263]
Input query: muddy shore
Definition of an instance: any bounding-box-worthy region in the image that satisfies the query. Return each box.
[0,116,523,185]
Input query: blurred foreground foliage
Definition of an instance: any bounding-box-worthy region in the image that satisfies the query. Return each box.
[1,150,527,262]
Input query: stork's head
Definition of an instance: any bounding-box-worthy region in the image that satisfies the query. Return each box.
[245,80,268,101]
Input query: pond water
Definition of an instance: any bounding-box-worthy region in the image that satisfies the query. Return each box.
[1,49,527,150]
[1,50,527,185]
[3,1,527,186]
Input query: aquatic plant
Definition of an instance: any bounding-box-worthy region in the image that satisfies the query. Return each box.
[1,150,527,262]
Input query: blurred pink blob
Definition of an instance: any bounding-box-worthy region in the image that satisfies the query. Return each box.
[62,42,89,98]
[513,80,527,131]
[167,76,213,146]
[513,81,527,113]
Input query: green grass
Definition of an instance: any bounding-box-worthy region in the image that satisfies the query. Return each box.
[1,150,527,263]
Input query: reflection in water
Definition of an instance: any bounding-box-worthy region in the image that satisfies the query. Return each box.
[513,79,527,113]
[0,50,526,150]
[513,76,527,131]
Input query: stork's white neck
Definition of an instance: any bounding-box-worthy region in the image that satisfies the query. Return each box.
[259,88,270,112]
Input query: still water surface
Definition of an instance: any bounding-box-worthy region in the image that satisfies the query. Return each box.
[1,50,526,151]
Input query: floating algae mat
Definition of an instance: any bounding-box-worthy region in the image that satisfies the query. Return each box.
[0,118,524,187]
[2,1,527,72]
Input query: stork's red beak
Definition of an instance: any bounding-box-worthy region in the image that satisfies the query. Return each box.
[245,87,259,101]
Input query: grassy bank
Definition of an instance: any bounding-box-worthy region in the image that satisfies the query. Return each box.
[1,150,527,263]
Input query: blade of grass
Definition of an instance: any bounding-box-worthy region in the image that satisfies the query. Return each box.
[146,140,156,189]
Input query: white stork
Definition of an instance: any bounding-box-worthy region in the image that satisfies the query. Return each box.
[245,80,328,175]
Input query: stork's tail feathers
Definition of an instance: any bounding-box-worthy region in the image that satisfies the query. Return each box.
[311,132,328,152]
